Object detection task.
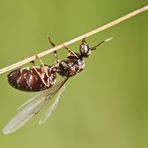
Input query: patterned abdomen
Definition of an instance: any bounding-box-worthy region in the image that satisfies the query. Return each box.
[7,67,56,92]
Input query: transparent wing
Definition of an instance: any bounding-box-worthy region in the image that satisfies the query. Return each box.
[39,84,66,125]
[3,77,68,135]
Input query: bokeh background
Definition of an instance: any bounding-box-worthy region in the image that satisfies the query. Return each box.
[0,0,148,148]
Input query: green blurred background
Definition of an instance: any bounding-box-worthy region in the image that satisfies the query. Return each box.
[0,0,148,148]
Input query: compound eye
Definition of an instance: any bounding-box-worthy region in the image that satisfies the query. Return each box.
[80,43,91,57]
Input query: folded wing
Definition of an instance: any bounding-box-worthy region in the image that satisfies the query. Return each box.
[3,77,68,134]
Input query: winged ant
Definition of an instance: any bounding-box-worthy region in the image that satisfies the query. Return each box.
[3,36,113,134]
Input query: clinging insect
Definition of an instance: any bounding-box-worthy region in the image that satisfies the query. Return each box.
[3,36,113,134]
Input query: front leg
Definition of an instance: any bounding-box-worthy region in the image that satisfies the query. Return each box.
[62,43,78,58]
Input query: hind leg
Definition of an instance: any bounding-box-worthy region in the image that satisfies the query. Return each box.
[30,56,50,87]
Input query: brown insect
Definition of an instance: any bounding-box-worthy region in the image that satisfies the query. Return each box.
[3,37,113,134]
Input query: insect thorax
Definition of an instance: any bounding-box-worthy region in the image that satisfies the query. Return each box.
[57,57,85,77]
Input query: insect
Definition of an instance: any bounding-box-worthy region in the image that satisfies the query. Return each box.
[3,36,113,134]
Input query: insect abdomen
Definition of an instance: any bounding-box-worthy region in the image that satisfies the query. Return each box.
[7,67,56,92]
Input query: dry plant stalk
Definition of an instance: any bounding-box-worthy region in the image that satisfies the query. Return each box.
[0,5,147,75]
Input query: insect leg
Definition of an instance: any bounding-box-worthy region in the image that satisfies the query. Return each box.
[62,43,78,57]
[35,55,49,77]
[81,38,87,43]
[30,58,50,87]
[48,36,59,63]
[32,66,50,87]
[30,56,47,74]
